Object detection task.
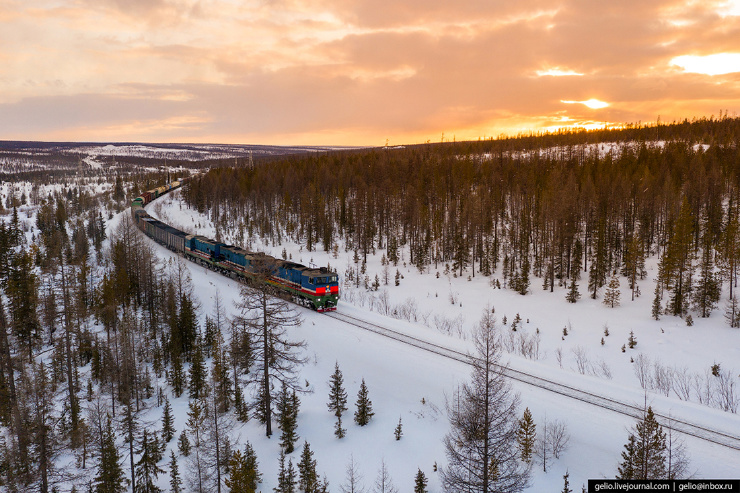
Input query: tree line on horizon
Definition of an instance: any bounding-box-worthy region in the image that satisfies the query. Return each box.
[183,116,740,323]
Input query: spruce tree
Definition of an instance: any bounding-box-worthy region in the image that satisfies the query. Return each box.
[354,378,374,426]
[178,430,191,457]
[414,469,428,493]
[170,355,185,398]
[226,450,250,493]
[298,441,319,493]
[693,224,721,317]
[278,382,300,454]
[394,417,403,441]
[169,450,183,493]
[275,451,297,493]
[603,274,621,308]
[327,362,348,438]
[95,416,126,493]
[516,407,536,463]
[561,470,572,493]
[134,429,165,493]
[651,284,662,320]
[565,279,580,303]
[226,444,261,493]
[162,397,175,442]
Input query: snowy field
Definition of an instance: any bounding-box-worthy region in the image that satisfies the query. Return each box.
[137,188,740,492]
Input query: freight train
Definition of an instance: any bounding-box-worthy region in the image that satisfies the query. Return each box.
[131,177,339,311]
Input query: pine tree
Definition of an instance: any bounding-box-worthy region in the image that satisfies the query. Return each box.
[169,451,183,493]
[162,397,175,442]
[394,417,403,440]
[95,416,126,493]
[327,362,348,438]
[628,331,637,349]
[565,279,580,303]
[414,469,428,493]
[135,429,165,493]
[516,407,536,463]
[298,441,319,493]
[354,378,374,426]
[603,274,621,308]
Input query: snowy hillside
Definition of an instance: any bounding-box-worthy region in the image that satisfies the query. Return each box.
[137,188,740,492]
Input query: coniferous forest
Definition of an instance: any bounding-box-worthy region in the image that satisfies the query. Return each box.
[0,118,739,492]
[184,117,740,322]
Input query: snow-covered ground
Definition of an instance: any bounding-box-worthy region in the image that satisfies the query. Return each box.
[135,188,740,492]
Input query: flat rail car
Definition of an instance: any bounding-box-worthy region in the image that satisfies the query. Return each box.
[131,178,339,311]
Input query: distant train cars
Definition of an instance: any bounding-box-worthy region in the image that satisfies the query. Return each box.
[131,177,339,312]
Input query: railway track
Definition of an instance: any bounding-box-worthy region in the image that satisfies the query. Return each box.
[326,311,740,452]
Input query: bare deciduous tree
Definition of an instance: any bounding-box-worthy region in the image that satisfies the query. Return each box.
[441,308,530,493]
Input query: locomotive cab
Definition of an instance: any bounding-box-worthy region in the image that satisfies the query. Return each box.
[301,267,339,311]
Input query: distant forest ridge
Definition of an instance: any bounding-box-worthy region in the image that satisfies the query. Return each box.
[184,115,740,321]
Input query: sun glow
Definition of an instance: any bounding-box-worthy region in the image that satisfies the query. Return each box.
[536,68,584,77]
[671,53,740,75]
[561,99,610,109]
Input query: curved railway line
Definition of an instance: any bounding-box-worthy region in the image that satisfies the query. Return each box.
[326,311,740,452]
[138,179,740,453]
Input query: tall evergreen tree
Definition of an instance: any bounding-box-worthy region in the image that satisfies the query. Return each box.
[162,397,175,443]
[298,441,319,493]
[693,217,721,317]
[226,443,261,493]
[617,407,667,479]
[327,362,348,438]
[354,378,374,426]
[277,382,300,454]
[134,429,164,493]
[94,416,126,493]
[661,198,695,317]
[188,339,208,400]
[169,450,183,493]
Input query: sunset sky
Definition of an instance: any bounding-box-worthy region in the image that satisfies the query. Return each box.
[1,0,739,146]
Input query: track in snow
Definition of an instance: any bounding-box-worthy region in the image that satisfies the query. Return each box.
[326,311,740,452]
